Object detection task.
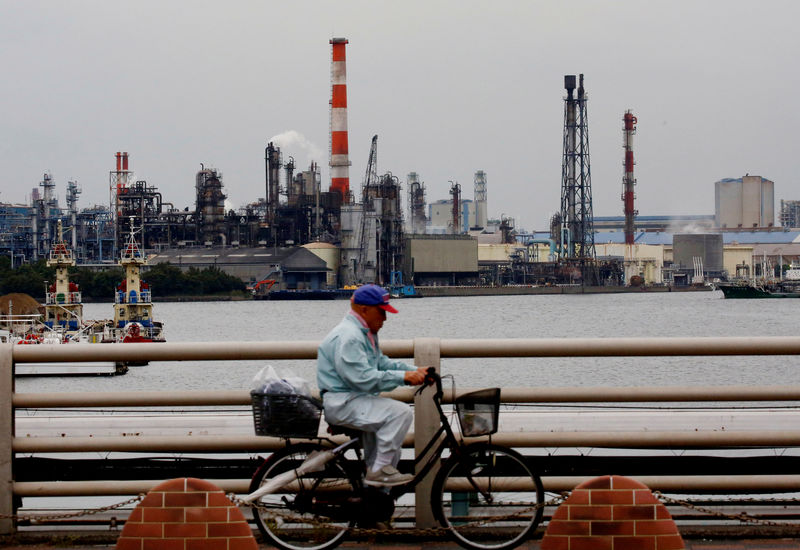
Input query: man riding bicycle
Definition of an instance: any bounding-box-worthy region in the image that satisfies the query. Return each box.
[317,284,427,487]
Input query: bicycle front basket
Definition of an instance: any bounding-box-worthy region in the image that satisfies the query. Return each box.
[454,387,500,437]
[250,391,322,438]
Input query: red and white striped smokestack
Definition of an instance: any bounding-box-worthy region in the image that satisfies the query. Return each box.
[329,38,350,201]
[116,152,122,172]
[622,110,637,245]
[122,152,129,171]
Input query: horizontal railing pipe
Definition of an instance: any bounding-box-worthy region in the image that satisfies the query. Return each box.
[11,341,324,363]
[14,384,800,408]
[437,336,800,358]
[13,390,253,408]
[14,429,800,453]
[13,336,800,364]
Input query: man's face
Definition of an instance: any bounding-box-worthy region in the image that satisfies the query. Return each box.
[358,304,387,333]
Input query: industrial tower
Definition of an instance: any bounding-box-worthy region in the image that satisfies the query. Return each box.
[196,166,227,246]
[559,74,598,284]
[407,172,427,234]
[265,142,281,234]
[329,38,351,202]
[449,182,461,234]
[622,111,638,245]
[356,136,404,285]
[474,171,488,230]
[622,110,639,285]
[109,152,131,254]
[65,181,81,251]
[355,135,379,283]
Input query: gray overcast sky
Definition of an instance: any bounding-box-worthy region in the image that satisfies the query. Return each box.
[2,1,797,231]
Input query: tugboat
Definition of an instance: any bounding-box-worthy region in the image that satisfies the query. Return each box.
[102,222,165,346]
[43,220,102,342]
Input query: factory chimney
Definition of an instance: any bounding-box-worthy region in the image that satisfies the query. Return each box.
[329,38,351,202]
[450,181,461,234]
[474,170,488,230]
[110,151,132,258]
[622,111,638,245]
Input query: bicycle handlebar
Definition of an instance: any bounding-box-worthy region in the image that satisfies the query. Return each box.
[414,367,443,400]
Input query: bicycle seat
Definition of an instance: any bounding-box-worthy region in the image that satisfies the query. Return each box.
[327,423,362,439]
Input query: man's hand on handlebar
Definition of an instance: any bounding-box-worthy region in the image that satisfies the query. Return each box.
[404,366,430,386]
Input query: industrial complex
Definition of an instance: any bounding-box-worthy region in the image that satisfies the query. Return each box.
[1,39,798,294]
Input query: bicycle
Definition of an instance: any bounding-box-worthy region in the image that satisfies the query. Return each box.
[243,368,545,550]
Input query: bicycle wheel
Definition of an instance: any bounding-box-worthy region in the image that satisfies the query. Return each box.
[431,443,544,550]
[249,443,360,550]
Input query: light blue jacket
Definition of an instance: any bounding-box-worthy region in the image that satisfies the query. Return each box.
[317,312,415,395]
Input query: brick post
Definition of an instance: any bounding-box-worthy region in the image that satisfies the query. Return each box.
[541,475,685,550]
[116,477,257,550]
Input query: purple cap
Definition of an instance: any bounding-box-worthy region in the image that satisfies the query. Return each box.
[352,284,398,313]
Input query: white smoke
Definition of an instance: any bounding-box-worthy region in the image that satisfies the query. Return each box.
[666,221,712,235]
[268,130,325,168]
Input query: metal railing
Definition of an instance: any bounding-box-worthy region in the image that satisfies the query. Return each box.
[4,336,800,534]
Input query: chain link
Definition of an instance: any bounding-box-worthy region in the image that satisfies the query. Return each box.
[0,494,144,522]
[3,489,799,530]
[229,491,568,537]
[653,491,787,526]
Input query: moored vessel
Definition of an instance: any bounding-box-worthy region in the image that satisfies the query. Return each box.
[716,279,800,299]
[101,223,165,345]
[43,220,105,342]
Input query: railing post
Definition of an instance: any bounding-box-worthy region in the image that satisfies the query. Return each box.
[0,344,14,534]
[413,337,441,528]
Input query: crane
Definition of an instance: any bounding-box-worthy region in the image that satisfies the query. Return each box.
[355,136,378,283]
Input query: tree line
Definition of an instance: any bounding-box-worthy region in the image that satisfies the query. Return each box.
[0,257,246,300]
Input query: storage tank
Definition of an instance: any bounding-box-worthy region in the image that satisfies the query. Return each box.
[303,242,339,288]
[715,176,774,228]
[673,234,723,272]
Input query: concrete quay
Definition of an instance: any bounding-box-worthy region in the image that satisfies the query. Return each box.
[416,284,713,297]
[4,531,800,550]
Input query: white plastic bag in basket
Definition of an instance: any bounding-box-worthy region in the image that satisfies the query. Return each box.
[251,364,311,397]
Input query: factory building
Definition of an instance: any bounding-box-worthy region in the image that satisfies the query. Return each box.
[402,235,478,286]
[780,199,800,229]
[715,175,774,229]
[664,233,725,285]
[150,246,330,291]
[479,242,662,286]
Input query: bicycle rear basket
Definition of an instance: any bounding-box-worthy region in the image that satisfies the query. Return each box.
[454,388,500,437]
[250,391,322,438]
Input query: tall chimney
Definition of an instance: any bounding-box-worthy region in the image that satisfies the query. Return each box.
[329,38,350,201]
[122,152,129,171]
[622,111,637,245]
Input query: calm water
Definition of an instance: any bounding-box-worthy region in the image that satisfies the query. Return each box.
[15,290,800,394]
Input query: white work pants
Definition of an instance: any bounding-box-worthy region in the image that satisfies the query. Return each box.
[322,392,413,470]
